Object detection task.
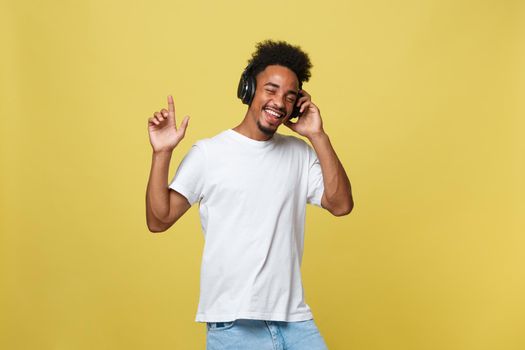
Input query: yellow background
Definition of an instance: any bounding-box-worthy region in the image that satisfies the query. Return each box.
[1,0,524,349]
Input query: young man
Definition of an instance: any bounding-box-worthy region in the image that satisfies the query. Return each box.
[146,40,353,349]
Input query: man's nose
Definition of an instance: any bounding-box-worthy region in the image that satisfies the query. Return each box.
[272,93,286,108]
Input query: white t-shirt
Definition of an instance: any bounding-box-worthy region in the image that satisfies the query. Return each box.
[169,129,324,323]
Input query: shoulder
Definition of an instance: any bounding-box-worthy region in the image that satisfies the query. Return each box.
[189,130,226,149]
[275,133,312,152]
[186,130,235,160]
[275,133,319,167]
[196,130,233,147]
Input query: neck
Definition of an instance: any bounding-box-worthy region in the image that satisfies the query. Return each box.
[232,112,274,141]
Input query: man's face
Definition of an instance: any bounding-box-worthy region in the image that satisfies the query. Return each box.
[248,65,300,136]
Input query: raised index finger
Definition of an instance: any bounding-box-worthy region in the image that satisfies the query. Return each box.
[167,95,175,117]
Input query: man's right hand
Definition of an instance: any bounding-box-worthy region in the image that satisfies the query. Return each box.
[148,95,190,153]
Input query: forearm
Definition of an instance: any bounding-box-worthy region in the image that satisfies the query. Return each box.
[146,151,173,226]
[308,132,353,214]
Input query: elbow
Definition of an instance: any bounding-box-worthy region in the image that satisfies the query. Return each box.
[332,205,353,216]
[322,193,354,217]
[146,210,173,233]
[330,199,354,217]
[147,224,166,233]
[147,214,179,233]
[146,220,169,233]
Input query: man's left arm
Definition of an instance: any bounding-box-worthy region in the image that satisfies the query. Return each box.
[309,132,353,216]
[285,90,354,216]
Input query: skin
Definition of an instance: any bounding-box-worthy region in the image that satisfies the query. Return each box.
[145,95,191,232]
[233,65,303,140]
[145,64,353,232]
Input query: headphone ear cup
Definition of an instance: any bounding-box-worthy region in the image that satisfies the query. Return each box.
[243,75,256,105]
[237,72,248,103]
[289,89,304,119]
[237,65,256,105]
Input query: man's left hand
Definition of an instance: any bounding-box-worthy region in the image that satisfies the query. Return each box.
[284,90,325,139]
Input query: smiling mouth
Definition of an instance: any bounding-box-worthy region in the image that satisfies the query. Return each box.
[263,107,285,124]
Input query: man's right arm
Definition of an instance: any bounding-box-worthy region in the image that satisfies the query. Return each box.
[146,151,191,232]
[145,95,191,233]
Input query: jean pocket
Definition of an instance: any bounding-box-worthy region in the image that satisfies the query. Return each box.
[207,321,235,331]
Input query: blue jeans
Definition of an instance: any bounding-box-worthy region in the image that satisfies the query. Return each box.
[206,318,328,350]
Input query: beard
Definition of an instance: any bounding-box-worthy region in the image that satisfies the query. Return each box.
[256,119,276,136]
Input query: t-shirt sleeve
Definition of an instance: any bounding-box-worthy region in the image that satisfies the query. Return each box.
[306,144,325,207]
[168,142,206,205]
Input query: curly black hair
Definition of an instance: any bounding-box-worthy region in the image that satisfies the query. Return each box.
[247,40,312,86]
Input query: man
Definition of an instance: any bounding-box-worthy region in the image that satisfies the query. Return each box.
[146,40,353,349]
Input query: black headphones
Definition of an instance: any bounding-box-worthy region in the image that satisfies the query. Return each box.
[237,63,303,119]
[237,63,257,105]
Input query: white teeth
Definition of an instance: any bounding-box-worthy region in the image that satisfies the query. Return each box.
[264,108,281,117]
